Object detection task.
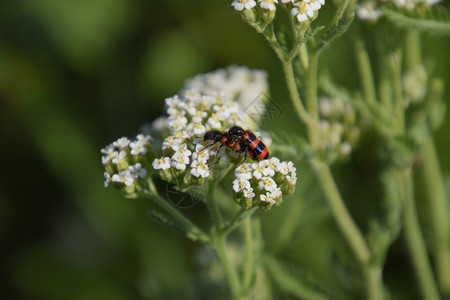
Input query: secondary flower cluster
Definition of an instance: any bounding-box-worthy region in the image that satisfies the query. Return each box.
[233,157,296,210]
[184,65,269,122]
[231,0,325,24]
[317,96,360,162]
[357,0,442,21]
[102,134,152,197]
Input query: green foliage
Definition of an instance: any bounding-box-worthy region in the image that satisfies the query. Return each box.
[382,6,450,36]
[2,0,450,299]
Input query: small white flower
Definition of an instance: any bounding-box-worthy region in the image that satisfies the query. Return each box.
[259,0,278,10]
[263,157,279,176]
[152,157,171,170]
[192,149,210,162]
[356,1,383,21]
[291,2,314,22]
[168,115,188,131]
[113,137,130,148]
[130,140,147,155]
[150,116,169,133]
[260,192,276,204]
[213,105,231,121]
[227,116,249,129]
[112,170,134,186]
[172,130,189,140]
[277,161,295,175]
[190,160,211,178]
[171,152,189,170]
[172,143,192,157]
[102,155,111,165]
[231,0,257,11]
[191,110,208,123]
[162,136,181,151]
[233,177,251,193]
[185,103,197,116]
[184,89,202,104]
[104,172,111,187]
[281,0,293,3]
[271,187,283,199]
[309,0,324,11]
[186,122,206,137]
[165,95,186,115]
[101,144,115,156]
[235,163,254,180]
[207,114,222,130]
[258,176,277,192]
[129,163,147,178]
[136,134,151,143]
[287,173,297,185]
[253,161,268,179]
[112,150,126,165]
[339,142,352,157]
[243,187,255,199]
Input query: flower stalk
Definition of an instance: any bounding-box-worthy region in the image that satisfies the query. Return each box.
[400,167,440,300]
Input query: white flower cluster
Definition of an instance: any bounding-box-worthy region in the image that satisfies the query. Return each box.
[402,65,427,105]
[184,65,269,122]
[356,1,383,21]
[233,157,297,210]
[231,0,326,24]
[317,97,360,161]
[102,134,152,196]
[357,0,442,21]
[389,0,441,9]
[151,88,257,186]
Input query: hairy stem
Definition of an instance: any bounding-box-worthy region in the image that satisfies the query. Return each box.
[282,60,310,124]
[206,181,242,299]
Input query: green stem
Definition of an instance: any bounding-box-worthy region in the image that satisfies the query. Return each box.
[305,52,320,149]
[366,266,384,300]
[332,0,351,27]
[401,168,440,300]
[405,30,421,69]
[144,182,210,244]
[243,217,254,292]
[311,159,371,265]
[388,49,405,133]
[281,60,310,124]
[354,38,378,108]
[311,159,384,300]
[421,138,450,293]
[299,44,309,69]
[206,181,242,299]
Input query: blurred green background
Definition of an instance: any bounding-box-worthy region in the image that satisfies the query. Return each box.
[1,0,450,299]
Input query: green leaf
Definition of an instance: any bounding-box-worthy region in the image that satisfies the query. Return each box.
[147,209,187,234]
[366,170,403,264]
[263,255,334,300]
[382,7,450,36]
